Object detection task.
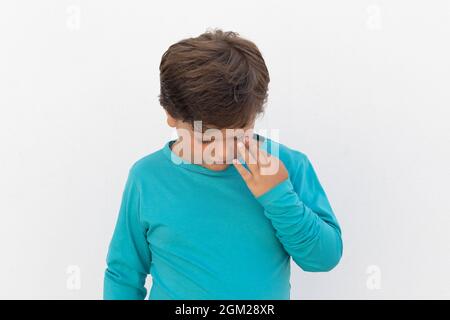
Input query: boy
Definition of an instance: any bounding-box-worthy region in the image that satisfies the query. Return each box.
[103,29,343,300]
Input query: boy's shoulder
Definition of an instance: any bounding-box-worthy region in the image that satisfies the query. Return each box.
[260,135,309,173]
[261,136,317,192]
[127,145,168,179]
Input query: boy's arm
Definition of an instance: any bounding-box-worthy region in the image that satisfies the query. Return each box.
[103,167,151,299]
[257,156,342,272]
[233,141,343,272]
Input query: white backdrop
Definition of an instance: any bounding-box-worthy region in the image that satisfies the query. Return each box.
[1,0,449,299]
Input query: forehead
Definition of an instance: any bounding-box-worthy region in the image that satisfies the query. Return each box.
[198,127,252,138]
[192,120,252,134]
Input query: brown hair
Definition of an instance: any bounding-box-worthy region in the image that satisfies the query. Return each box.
[159,29,270,129]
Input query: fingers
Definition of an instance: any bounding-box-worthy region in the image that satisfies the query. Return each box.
[246,140,280,176]
[244,136,270,167]
[258,148,281,176]
[255,142,271,167]
[245,136,260,164]
[232,158,252,181]
[237,141,259,174]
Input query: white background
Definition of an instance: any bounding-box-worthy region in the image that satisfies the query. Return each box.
[1,0,449,299]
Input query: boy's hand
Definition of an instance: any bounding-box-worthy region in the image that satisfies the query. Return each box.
[232,137,289,197]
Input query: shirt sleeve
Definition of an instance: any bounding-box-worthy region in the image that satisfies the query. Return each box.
[256,155,343,272]
[103,167,151,299]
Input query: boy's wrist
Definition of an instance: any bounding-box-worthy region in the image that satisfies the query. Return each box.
[255,178,294,208]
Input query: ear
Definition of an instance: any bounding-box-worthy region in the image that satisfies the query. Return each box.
[165,111,177,128]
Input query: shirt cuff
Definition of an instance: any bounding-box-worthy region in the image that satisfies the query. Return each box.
[255,178,295,207]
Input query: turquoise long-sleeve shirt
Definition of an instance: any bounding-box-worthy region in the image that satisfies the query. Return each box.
[103,135,343,299]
